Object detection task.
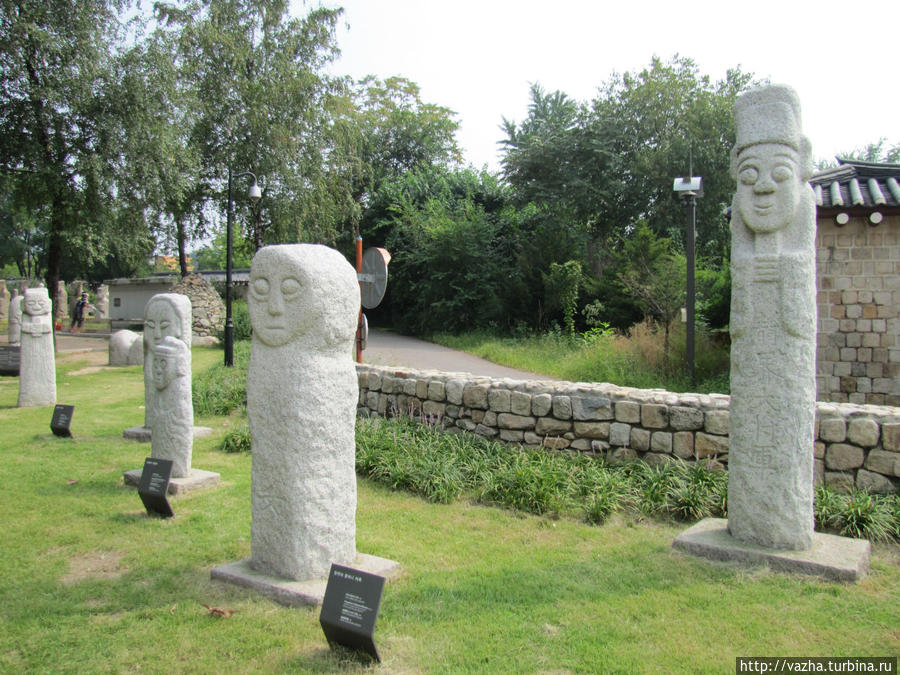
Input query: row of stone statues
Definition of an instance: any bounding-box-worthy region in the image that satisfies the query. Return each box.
[0,281,108,325]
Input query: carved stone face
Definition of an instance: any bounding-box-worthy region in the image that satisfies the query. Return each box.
[145,300,182,348]
[248,254,309,347]
[152,351,175,390]
[23,289,51,316]
[735,143,801,234]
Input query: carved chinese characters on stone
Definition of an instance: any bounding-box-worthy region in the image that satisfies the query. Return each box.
[247,244,360,581]
[149,336,193,478]
[728,85,817,550]
[18,287,57,407]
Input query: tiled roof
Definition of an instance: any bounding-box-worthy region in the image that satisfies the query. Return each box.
[811,159,900,212]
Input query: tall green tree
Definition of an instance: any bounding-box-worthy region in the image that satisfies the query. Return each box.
[329,75,462,250]
[0,0,150,305]
[158,0,344,252]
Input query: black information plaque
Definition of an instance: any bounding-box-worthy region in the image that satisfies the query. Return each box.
[50,404,74,437]
[138,457,174,518]
[319,563,386,663]
[0,345,20,375]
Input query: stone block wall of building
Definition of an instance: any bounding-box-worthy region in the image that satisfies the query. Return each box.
[357,364,900,494]
[816,214,900,405]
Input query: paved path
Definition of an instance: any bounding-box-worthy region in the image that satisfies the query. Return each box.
[363,329,558,381]
[27,329,557,381]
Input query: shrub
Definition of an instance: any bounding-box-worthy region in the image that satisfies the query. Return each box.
[221,423,252,453]
[193,341,250,415]
[215,299,252,342]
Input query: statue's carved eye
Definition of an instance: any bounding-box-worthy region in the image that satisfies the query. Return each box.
[772,164,793,182]
[251,278,270,296]
[281,277,301,297]
[739,166,758,185]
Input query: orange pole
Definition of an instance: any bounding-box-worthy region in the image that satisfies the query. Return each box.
[355,236,363,363]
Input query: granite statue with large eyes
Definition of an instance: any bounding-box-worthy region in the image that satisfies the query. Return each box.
[141,293,192,434]
[727,85,817,551]
[18,287,56,407]
[246,244,361,582]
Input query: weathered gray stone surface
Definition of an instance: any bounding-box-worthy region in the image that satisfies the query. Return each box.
[0,280,8,321]
[143,293,192,431]
[54,281,67,320]
[108,329,143,366]
[8,292,22,345]
[149,336,193,478]
[728,85,817,550]
[355,362,900,493]
[673,518,870,582]
[247,244,360,582]
[95,284,109,319]
[211,554,401,608]
[18,288,56,407]
[169,274,225,338]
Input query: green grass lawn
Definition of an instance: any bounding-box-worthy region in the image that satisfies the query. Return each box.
[0,348,897,673]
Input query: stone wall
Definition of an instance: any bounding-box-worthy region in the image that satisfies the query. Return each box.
[357,364,900,494]
[816,213,900,405]
[169,274,225,339]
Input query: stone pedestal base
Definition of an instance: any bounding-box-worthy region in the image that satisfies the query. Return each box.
[123,468,221,495]
[673,518,870,582]
[123,425,213,442]
[210,554,402,607]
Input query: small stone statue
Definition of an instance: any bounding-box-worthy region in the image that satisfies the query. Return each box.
[0,280,9,321]
[8,290,22,346]
[143,293,192,432]
[247,244,360,581]
[18,287,56,407]
[95,284,109,319]
[149,336,193,478]
[728,85,816,550]
[54,281,67,323]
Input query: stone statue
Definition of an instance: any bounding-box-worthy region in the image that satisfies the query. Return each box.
[247,244,360,581]
[0,280,9,321]
[108,329,143,366]
[54,281,67,322]
[8,290,22,346]
[728,85,817,550]
[149,336,193,478]
[95,284,109,319]
[18,287,56,407]
[143,293,192,431]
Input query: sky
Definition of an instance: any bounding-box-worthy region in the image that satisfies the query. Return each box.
[307,0,899,172]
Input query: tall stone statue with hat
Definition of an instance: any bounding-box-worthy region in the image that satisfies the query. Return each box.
[727,84,817,550]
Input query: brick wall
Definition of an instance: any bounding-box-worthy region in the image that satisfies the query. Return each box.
[816,213,900,405]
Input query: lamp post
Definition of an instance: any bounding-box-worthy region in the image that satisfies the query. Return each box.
[225,168,261,367]
[673,176,702,387]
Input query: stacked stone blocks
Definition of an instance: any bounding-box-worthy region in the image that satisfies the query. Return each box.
[816,216,900,405]
[357,364,900,494]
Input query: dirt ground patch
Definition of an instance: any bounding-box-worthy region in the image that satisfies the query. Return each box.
[58,349,110,375]
[61,550,127,585]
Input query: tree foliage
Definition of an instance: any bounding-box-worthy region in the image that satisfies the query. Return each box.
[0,0,153,302]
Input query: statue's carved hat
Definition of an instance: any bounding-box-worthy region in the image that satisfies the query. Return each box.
[732,84,813,179]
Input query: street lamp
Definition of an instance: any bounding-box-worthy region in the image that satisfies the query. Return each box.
[673,175,702,387]
[225,168,261,367]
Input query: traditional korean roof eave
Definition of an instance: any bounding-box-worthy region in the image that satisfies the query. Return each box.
[810,159,900,220]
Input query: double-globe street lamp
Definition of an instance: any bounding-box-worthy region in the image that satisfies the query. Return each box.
[225,168,261,367]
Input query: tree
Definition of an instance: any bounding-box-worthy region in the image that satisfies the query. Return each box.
[0,0,151,308]
[329,75,462,251]
[817,138,900,169]
[158,0,345,253]
[617,222,686,363]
